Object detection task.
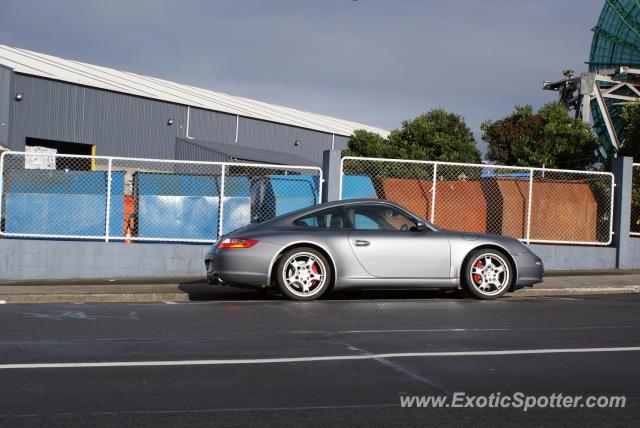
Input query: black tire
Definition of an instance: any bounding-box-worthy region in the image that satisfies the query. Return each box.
[463,248,514,300]
[276,247,332,301]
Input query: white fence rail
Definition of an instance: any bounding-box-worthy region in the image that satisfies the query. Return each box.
[0,151,322,243]
[632,164,640,237]
[340,156,615,246]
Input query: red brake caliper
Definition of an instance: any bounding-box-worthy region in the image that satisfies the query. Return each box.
[310,263,319,288]
[473,261,484,284]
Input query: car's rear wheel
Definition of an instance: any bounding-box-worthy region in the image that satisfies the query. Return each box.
[463,249,513,300]
[276,247,332,301]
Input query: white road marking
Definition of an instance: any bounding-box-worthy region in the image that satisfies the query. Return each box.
[3,403,399,419]
[335,328,510,334]
[1,346,639,370]
[294,325,640,334]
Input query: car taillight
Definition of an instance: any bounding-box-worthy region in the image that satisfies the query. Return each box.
[217,238,259,249]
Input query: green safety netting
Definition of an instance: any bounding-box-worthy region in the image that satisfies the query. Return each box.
[589,0,640,153]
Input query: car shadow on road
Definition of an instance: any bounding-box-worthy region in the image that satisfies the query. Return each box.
[177,280,469,302]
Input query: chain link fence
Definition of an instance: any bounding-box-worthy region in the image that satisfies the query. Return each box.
[0,151,322,243]
[340,156,614,245]
[632,164,640,237]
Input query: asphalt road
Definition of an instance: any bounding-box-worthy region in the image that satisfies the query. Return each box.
[0,292,639,427]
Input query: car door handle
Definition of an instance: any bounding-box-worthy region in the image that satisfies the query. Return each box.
[354,240,370,247]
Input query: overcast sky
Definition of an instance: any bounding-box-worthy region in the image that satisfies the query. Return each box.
[0,0,604,149]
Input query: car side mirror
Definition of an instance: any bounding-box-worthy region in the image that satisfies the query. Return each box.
[416,221,429,231]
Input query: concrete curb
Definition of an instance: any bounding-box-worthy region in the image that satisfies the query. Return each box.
[514,286,640,297]
[1,286,639,304]
[1,293,191,304]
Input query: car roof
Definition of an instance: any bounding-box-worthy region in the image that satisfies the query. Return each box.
[293,198,403,213]
[226,198,437,236]
[271,199,425,224]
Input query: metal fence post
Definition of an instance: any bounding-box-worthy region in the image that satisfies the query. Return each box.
[632,164,640,238]
[104,157,112,242]
[317,169,324,205]
[218,164,226,240]
[611,157,633,269]
[526,169,534,244]
[104,158,112,242]
[430,163,437,223]
[322,149,342,202]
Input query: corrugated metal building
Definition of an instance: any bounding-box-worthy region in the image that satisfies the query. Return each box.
[0,44,389,166]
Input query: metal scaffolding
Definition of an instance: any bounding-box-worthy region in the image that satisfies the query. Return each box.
[543,0,640,158]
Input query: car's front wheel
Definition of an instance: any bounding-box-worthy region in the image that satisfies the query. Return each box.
[276,247,332,301]
[463,249,513,299]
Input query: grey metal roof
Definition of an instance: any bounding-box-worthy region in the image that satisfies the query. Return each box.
[176,138,320,167]
[0,44,390,138]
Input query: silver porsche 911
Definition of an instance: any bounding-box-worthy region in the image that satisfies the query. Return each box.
[205,199,543,300]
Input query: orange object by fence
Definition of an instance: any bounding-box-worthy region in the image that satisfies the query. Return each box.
[484,179,530,238]
[124,195,135,243]
[381,177,598,241]
[529,181,598,242]
[381,178,487,233]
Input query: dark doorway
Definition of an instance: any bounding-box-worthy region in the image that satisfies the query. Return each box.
[25,137,95,171]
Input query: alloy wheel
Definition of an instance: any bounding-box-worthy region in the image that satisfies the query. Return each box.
[469,253,511,297]
[281,252,327,298]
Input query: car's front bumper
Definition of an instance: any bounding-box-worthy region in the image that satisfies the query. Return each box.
[513,251,544,289]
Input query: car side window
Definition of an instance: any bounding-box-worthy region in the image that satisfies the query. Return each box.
[346,205,418,231]
[354,213,379,230]
[293,208,344,229]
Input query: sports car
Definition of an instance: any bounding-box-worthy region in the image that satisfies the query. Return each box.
[205,199,544,300]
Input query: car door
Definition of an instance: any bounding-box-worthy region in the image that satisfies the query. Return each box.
[345,204,451,278]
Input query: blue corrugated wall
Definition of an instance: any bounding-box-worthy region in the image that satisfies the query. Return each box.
[269,175,320,216]
[135,173,220,241]
[5,170,124,237]
[340,175,377,199]
[3,171,322,241]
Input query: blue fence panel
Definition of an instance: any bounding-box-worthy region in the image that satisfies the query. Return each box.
[4,170,124,237]
[3,168,321,241]
[135,173,220,241]
[108,172,125,237]
[221,176,251,235]
[341,175,377,199]
[269,175,320,216]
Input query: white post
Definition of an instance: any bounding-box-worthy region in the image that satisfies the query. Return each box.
[235,115,239,143]
[186,106,194,140]
[218,164,226,239]
[337,157,344,200]
[526,169,534,244]
[430,163,437,223]
[105,158,112,242]
[317,170,323,205]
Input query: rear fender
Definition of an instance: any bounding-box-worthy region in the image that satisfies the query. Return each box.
[266,240,338,285]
